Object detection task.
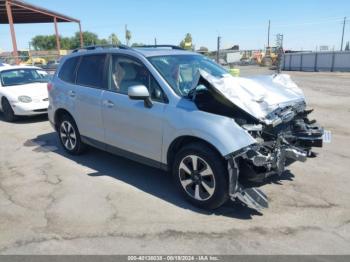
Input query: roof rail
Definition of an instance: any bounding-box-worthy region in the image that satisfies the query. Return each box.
[134,45,185,50]
[72,44,130,53]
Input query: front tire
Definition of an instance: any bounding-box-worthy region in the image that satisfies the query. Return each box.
[2,98,16,122]
[172,143,229,210]
[57,114,86,155]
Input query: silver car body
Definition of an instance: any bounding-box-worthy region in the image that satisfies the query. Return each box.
[48,49,258,163]
[48,47,324,210]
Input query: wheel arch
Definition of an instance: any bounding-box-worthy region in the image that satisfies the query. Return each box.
[54,108,75,129]
[166,136,224,168]
[1,95,11,111]
[1,95,8,104]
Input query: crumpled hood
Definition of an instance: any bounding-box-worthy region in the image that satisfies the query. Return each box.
[198,70,305,121]
[5,82,48,101]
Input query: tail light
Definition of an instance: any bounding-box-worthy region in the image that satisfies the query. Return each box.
[47,82,53,92]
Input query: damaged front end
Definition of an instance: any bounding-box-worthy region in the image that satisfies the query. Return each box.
[226,106,324,211]
[190,71,326,211]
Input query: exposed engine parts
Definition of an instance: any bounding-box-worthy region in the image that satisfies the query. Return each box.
[227,108,324,211]
[190,71,325,212]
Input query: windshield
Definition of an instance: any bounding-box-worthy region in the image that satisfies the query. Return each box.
[0,68,49,87]
[148,55,228,96]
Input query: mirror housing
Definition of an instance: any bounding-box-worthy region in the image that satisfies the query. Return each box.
[128,85,153,108]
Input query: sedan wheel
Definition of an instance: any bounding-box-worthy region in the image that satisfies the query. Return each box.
[2,99,16,122]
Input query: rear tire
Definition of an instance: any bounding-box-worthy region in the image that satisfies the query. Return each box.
[1,98,16,122]
[172,142,229,210]
[57,114,86,155]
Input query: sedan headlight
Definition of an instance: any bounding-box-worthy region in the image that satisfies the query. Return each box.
[18,96,32,103]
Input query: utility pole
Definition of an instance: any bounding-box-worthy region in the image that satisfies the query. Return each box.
[340,17,347,51]
[267,20,271,47]
[216,36,221,63]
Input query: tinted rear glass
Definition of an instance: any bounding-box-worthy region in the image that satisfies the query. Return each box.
[76,55,106,88]
[58,57,79,83]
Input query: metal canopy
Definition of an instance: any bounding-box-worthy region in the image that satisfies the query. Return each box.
[1,0,83,64]
[0,0,80,24]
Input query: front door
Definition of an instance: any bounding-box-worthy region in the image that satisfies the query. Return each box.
[102,55,167,164]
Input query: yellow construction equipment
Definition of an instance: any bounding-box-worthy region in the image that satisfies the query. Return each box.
[256,47,278,67]
[21,57,47,66]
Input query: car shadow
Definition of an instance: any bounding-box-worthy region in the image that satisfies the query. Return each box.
[0,113,48,124]
[24,131,295,220]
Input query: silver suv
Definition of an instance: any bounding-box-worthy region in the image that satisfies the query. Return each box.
[48,45,324,211]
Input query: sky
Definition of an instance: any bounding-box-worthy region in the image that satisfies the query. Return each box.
[0,0,350,52]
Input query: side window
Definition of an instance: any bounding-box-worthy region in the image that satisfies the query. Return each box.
[109,55,166,102]
[76,54,106,88]
[58,57,79,83]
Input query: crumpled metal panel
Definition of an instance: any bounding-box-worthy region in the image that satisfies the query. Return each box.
[198,70,305,123]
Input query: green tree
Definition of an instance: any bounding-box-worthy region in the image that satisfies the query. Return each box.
[180,33,193,50]
[31,31,116,50]
[199,46,209,52]
[131,43,145,47]
[32,35,73,50]
[109,33,121,45]
[70,31,100,49]
[31,35,57,50]
[99,38,109,45]
[60,37,72,50]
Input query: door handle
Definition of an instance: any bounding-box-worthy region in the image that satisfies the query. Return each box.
[103,100,115,108]
[68,90,76,98]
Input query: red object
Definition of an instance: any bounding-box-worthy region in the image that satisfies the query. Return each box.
[47,82,53,92]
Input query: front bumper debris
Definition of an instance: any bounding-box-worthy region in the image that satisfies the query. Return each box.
[227,109,325,212]
[228,158,268,211]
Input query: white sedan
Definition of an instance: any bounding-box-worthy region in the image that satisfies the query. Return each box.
[0,65,50,122]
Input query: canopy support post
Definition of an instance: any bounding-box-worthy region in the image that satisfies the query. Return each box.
[78,22,83,47]
[5,0,19,64]
[54,17,61,57]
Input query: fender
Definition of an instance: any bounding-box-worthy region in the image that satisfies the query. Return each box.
[162,107,256,164]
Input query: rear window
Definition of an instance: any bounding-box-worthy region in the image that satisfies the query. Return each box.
[76,55,106,88]
[58,57,79,83]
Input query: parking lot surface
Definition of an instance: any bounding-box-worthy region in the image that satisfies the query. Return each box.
[1,67,350,254]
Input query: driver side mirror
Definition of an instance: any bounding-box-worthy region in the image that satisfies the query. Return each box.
[128,85,153,108]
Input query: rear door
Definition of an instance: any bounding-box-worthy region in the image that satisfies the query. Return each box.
[101,54,167,164]
[74,54,107,143]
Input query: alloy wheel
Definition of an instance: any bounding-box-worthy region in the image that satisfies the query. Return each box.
[60,121,77,151]
[178,155,216,201]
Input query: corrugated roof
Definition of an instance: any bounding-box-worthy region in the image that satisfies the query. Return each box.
[0,0,80,24]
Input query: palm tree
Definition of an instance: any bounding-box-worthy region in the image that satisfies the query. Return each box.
[109,33,121,45]
[125,25,132,46]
